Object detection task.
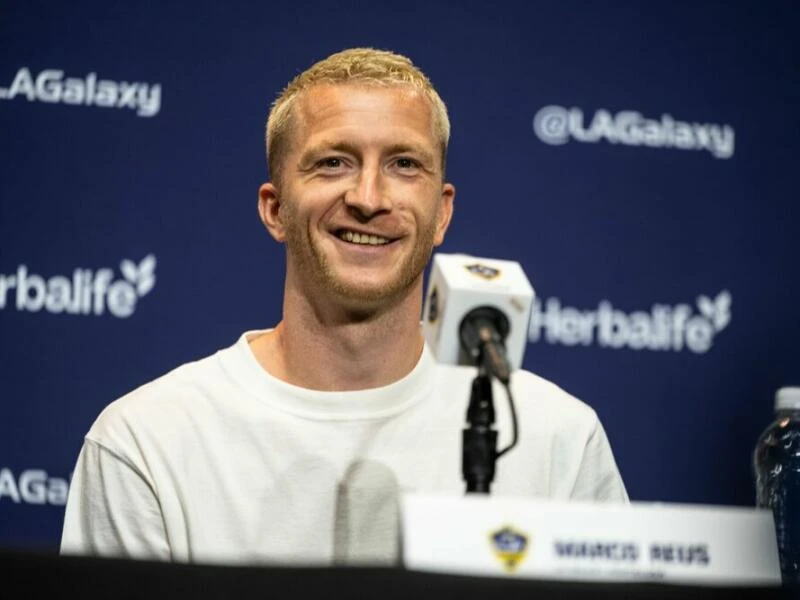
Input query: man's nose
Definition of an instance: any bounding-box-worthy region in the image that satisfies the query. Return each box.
[343,167,392,219]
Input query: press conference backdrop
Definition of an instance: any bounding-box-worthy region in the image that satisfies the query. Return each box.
[1,0,798,550]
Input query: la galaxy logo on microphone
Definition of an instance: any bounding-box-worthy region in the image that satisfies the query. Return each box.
[465,263,501,280]
[489,525,530,572]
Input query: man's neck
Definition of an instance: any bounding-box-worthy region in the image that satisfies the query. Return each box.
[250,284,425,391]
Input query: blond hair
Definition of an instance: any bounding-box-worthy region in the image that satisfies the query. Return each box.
[266,48,450,183]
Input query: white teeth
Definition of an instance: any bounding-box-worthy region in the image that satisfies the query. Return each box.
[339,230,390,245]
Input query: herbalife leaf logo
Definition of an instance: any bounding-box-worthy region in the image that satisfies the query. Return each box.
[696,290,731,331]
[120,254,156,297]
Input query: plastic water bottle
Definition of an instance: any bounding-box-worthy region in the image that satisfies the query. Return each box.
[754,386,800,584]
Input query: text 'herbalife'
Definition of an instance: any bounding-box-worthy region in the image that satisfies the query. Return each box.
[0,255,157,318]
[529,291,732,354]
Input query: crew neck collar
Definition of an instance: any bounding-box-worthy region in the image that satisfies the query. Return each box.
[219,330,437,420]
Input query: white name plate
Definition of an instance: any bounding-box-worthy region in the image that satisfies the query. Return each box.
[401,494,781,586]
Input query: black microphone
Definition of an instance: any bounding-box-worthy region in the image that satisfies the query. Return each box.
[459,306,512,384]
[459,311,520,493]
[423,254,532,494]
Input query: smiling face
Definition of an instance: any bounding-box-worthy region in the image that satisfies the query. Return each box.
[259,83,454,312]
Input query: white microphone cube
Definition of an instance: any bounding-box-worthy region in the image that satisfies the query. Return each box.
[423,253,535,371]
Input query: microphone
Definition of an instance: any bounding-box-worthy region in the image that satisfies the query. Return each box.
[422,253,535,377]
[423,254,534,494]
[333,460,401,565]
[459,305,512,384]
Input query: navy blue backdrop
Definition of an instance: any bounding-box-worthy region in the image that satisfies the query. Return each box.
[1,0,798,550]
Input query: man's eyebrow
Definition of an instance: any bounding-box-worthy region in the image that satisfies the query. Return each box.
[303,141,357,157]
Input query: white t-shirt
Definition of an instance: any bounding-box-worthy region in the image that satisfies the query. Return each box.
[61,330,627,565]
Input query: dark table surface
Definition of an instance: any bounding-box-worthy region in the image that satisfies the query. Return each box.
[1,549,795,599]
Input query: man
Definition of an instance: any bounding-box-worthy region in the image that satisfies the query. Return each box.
[61,48,627,565]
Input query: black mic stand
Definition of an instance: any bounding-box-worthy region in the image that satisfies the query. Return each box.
[462,357,498,494]
[460,307,519,495]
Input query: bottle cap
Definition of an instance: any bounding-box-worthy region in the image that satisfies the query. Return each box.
[775,387,800,411]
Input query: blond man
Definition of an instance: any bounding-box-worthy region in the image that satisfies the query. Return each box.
[61,48,627,565]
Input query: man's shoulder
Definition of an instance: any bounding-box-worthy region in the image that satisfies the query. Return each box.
[120,348,229,405]
[86,338,243,449]
[512,368,596,413]
[510,368,600,431]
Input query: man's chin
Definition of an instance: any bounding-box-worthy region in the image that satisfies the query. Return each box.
[325,274,418,309]
[332,281,402,305]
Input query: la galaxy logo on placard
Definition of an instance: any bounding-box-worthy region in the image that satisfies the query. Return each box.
[465,263,501,280]
[490,525,530,572]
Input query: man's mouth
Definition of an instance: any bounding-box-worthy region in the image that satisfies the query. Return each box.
[336,229,393,246]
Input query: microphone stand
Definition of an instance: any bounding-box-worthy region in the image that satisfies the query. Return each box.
[462,358,498,494]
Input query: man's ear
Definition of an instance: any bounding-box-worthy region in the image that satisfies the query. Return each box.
[433,183,455,246]
[258,183,286,242]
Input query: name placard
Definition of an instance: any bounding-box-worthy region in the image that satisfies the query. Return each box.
[401,494,780,586]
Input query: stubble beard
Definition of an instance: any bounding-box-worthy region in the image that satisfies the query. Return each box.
[282,203,439,309]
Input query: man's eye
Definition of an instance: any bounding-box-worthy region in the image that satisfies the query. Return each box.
[396,158,419,169]
[319,158,343,169]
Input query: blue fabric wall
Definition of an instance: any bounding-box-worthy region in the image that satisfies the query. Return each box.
[1,0,798,549]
